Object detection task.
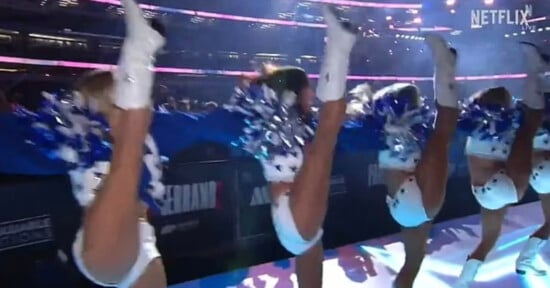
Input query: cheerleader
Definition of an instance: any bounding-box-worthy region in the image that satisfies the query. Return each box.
[521,106,550,277]
[453,43,548,288]
[348,34,459,288]
[164,6,356,287]
[16,0,167,287]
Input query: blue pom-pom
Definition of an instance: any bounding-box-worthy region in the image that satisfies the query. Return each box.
[15,91,111,169]
[352,83,434,159]
[458,99,520,140]
[16,92,165,208]
[224,84,313,160]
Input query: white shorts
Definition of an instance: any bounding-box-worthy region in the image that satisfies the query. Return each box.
[72,220,160,288]
[386,176,431,228]
[531,160,550,194]
[472,170,518,210]
[271,193,323,255]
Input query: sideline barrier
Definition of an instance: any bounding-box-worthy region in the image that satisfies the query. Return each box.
[0,146,541,285]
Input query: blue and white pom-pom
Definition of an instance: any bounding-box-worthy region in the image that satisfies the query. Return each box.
[224,84,314,160]
[14,91,111,168]
[458,98,521,140]
[15,91,165,208]
[349,83,434,159]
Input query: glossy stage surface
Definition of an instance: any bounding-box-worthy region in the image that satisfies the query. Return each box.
[171,202,550,288]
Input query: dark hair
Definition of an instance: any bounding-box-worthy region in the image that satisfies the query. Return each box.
[470,86,512,108]
[256,66,312,123]
[374,83,422,110]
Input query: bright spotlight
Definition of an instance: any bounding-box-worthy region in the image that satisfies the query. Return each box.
[450,9,456,14]
[413,17,422,24]
[521,31,526,34]
[386,16,392,21]
[396,34,400,37]
[504,34,509,37]
[484,0,494,5]
[446,0,456,6]
[410,9,419,14]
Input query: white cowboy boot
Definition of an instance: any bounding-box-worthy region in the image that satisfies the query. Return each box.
[316,6,358,103]
[424,34,458,109]
[453,258,482,288]
[520,42,549,110]
[516,236,548,276]
[114,0,166,110]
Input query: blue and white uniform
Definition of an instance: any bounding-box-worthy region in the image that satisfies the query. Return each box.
[458,98,521,210]
[223,83,322,255]
[350,82,434,228]
[530,119,550,193]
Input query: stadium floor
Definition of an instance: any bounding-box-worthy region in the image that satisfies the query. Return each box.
[172,202,550,288]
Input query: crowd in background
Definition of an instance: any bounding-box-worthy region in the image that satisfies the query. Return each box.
[0,77,523,115]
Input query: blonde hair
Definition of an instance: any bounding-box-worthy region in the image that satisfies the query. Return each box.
[74,70,115,115]
[261,63,279,76]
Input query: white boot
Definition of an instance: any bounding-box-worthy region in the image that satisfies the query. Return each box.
[520,42,549,110]
[424,34,458,109]
[114,0,166,110]
[316,6,357,103]
[453,258,482,288]
[516,236,548,276]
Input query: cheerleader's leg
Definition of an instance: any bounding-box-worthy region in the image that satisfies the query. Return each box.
[78,0,166,285]
[453,207,507,288]
[505,43,547,198]
[394,34,459,288]
[270,6,357,288]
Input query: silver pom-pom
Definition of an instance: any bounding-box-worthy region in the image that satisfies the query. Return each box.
[225,84,314,161]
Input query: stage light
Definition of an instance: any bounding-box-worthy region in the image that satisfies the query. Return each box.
[484,0,494,5]
[413,17,422,24]
[521,31,526,35]
[450,9,456,14]
[386,16,392,21]
[410,9,419,14]
[445,0,456,6]
[513,32,518,36]
[504,34,509,37]
[538,28,543,32]
[0,55,530,82]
